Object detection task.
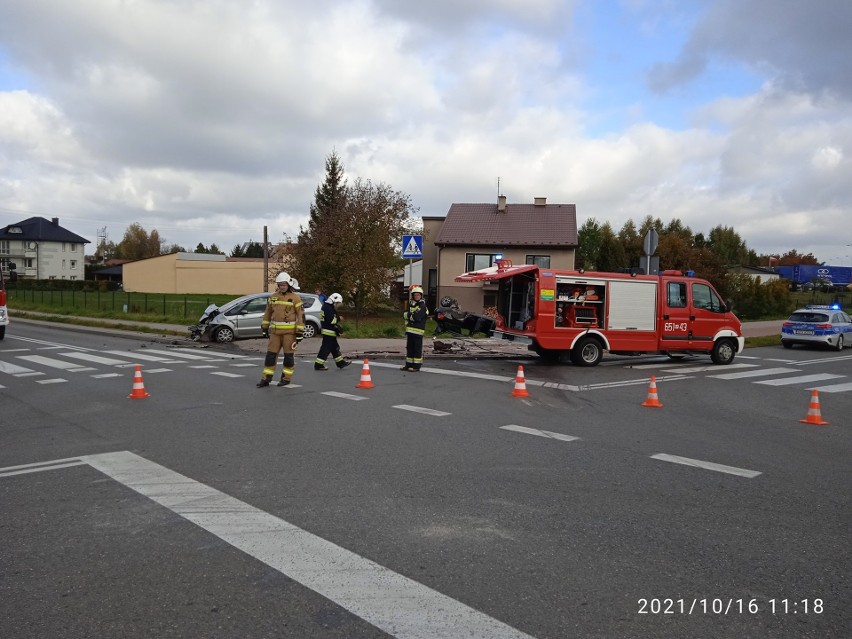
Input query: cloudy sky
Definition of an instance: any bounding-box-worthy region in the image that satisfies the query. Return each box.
[1,0,850,264]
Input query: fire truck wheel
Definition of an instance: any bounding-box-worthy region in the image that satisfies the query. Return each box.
[710,338,736,365]
[571,336,603,366]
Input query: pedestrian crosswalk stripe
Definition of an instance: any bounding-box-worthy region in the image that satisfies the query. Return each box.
[709,367,800,380]
[36,378,67,384]
[810,381,852,392]
[16,355,89,371]
[91,373,123,379]
[0,360,39,375]
[664,363,758,374]
[103,350,175,362]
[58,352,135,366]
[755,373,843,386]
[500,425,579,441]
[211,372,243,378]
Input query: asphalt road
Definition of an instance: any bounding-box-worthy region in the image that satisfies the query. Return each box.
[1,323,850,638]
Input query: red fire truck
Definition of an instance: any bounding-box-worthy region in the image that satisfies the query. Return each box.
[455,261,744,366]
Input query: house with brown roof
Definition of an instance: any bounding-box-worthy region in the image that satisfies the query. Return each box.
[423,196,578,312]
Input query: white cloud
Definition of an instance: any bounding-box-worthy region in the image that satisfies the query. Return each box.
[0,0,850,263]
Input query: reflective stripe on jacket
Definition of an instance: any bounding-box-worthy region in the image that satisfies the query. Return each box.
[405,299,429,334]
[261,292,305,334]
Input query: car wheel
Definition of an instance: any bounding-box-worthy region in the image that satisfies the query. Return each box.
[570,336,603,366]
[213,326,235,344]
[302,323,317,339]
[710,338,736,365]
[781,340,793,349]
[835,334,844,351]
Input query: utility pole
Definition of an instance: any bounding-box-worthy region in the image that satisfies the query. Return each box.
[263,226,269,292]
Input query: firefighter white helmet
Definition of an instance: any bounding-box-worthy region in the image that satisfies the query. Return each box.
[410,285,424,296]
[275,272,292,285]
[327,293,343,304]
[290,277,300,291]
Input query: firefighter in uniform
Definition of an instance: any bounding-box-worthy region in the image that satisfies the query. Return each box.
[401,285,429,371]
[257,272,305,387]
[314,293,351,371]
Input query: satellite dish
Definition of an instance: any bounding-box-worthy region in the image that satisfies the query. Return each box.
[28,242,36,249]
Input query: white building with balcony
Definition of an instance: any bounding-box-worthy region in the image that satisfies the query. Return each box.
[0,217,91,280]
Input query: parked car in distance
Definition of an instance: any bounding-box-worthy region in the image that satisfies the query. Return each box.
[780,304,852,350]
[206,292,323,344]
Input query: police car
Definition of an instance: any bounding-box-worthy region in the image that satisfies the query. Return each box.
[781,304,852,350]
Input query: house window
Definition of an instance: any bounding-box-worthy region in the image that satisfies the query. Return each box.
[0,240,9,255]
[525,255,551,267]
[71,243,78,252]
[25,258,34,268]
[465,253,501,272]
[70,260,77,270]
[70,275,77,280]
[62,259,66,269]
[63,242,67,252]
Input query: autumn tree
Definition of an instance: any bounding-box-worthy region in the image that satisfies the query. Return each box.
[707,225,749,265]
[332,178,419,319]
[113,223,164,260]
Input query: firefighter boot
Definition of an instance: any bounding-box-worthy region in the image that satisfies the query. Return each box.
[256,377,271,388]
[314,363,329,371]
[337,360,352,369]
[277,377,291,386]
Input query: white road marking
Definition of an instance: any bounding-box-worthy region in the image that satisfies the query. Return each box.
[141,368,173,374]
[14,372,45,378]
[36,378,67,385]
[651,453,761,478]
[103,350,176,362]
[231,363,257,368]
[663,363,758,374]
[708,367,800,380]
[57,352,132,366]
[0,360,39,375]
[211,372,243,378]
[189,365,217,369]
[16,355,88,371]
[81,451,534,639]
[139,349,225,361]
[0,457,86,478]
[755,373,844,386]
[500,425,579,442]
[393,404,452,417]
[809,381,852,393]
[92,373,123,379]
[170,347,253,358]
[322,391,368,401]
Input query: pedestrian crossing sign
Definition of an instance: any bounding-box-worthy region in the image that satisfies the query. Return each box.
[402,235,423,258]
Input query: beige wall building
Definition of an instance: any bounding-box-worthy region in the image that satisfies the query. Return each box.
[123,253,275,294]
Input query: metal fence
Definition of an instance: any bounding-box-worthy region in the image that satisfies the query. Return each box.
[6,288,224,319]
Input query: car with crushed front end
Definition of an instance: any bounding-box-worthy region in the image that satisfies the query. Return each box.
[194,292,323,344]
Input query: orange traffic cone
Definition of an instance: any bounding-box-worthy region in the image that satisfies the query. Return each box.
[799,389,828,425]
[641,376,662,408]
[128,365,150,399]
[511,365,530,397]
[355,358,375,389]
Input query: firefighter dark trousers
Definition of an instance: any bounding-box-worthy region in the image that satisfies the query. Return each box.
[261,333,297,381]
[405,333,424,370]
[315,336,346,368]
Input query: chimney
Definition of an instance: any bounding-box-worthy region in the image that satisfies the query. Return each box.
[51,217,59,225]
[497,195,507,212]
[534,197,546,206]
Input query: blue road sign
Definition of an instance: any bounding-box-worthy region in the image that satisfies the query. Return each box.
[402,235,423,258]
